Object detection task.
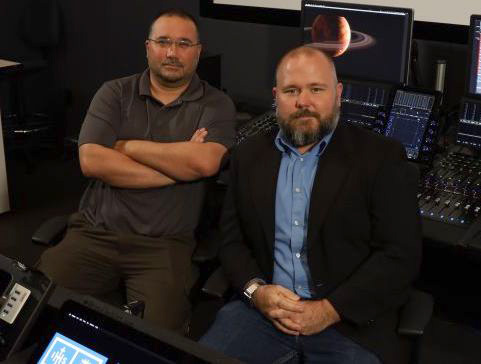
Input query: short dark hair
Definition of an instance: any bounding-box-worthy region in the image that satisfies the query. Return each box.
[148,8,200,42]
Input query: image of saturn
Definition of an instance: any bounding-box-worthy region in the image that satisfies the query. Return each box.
[302,6,411,84]
[308,15,375,57]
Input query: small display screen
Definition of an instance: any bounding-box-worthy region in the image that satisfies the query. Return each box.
[456,99,481,148]
[467,16,481,96]
[38,332,108,364]
[384,90,436,160]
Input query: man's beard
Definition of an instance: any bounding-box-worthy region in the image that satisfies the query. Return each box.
[277,106,340,147]
[149,57,187,85]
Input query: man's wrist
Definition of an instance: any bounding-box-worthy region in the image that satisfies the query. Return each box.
[243,278,265,305]
[321,299,341,325]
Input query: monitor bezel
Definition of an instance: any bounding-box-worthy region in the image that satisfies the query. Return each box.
[300,0,414,85]
[465,14,481,99]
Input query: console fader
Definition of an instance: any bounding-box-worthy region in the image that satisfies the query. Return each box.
[418,152,481,226]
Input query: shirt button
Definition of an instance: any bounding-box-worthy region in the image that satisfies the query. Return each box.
[300,158,304,162]
[294,220,299,226]
[295,253,301,259]
[295,187,300,193]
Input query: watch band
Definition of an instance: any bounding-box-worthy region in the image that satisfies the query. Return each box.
[243,278,265,302]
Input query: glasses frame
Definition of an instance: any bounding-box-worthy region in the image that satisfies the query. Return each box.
[147,38,201,50]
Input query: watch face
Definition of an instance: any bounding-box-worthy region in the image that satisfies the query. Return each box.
[245,283,259,298]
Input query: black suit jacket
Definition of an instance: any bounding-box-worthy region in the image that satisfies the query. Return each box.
[218,122,422,364]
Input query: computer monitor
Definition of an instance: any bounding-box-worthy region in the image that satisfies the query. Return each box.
[300,1,413,84]
[456,15,481,148]
[466,15,481,97]
[29,296,238,364]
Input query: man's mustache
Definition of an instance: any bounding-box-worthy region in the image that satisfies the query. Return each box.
[288,109,321,122]
[162,58,183,67]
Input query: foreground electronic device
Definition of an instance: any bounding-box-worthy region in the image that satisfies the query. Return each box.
[29,293,239,364]
[300,0,413,84]
[383,86,441,163]
[0,255,54,361]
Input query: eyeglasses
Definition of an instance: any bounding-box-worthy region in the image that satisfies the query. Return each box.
[147,38,201,50]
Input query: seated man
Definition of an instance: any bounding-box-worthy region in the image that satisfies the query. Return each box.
[200,46,421,364]
[38,9,236,332]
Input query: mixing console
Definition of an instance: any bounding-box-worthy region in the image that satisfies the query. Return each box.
[419,152,481,226]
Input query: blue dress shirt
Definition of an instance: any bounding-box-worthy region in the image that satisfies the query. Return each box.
[272,130,333,298]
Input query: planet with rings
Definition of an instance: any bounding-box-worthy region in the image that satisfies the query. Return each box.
[305,14,376,57]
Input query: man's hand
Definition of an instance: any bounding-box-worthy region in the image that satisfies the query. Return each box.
[289,299,341,336]
[252,286,341,336]
[252,285,304,335]
[190,128,207,143]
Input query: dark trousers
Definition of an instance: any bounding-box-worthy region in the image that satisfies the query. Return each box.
[38,213,194,332]
[199,300,382,364]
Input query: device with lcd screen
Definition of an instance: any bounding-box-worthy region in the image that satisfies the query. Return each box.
[456,15,481,149]
[29,295,240,364]
[300,0,413,84]
[384,87,441,163]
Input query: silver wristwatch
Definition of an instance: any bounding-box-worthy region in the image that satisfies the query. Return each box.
[243,279,265,302]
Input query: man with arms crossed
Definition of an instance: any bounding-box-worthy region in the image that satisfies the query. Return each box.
[200,46,421,363]
[38,9,236,332]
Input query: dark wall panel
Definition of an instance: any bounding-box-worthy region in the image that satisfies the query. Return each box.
[0,0,471,137]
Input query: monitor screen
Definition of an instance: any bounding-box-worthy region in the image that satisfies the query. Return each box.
[456,98,481,148]
[467,15,481,97]
[301,1,413,84]
[384,88,437,161]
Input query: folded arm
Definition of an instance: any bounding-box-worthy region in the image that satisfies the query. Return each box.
[79,143,175,189]
[114,134,227,181]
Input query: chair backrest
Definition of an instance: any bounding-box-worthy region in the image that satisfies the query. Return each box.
[236,110,278,146]
[20,0,61,49]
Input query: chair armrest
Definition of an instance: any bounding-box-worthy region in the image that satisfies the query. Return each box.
[398,290,434,336]
[32,215,69,246]
[201,267,229,299]
[192,230,221,264]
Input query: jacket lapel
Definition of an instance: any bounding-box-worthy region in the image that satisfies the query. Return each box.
[249,133,281,255]
[307,124,353,247]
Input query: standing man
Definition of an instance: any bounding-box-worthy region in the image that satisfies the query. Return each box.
[38,9,236,332]
[200,46,421,363]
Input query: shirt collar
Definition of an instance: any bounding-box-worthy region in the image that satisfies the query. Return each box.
[139,69,204,103]
[274,128,335,157]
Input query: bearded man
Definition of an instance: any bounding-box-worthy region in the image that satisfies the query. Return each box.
[199,46,421,364]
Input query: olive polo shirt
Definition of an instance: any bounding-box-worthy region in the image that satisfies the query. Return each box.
[77,69,236,237]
